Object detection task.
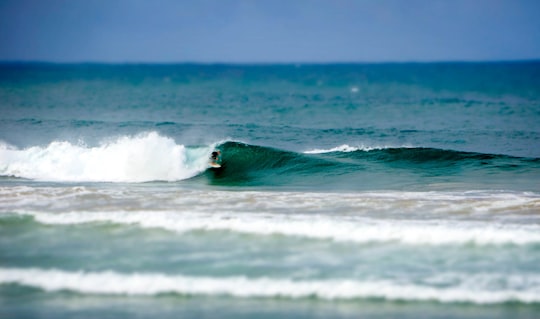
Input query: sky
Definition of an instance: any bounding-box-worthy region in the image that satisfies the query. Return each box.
[0,0,539,63]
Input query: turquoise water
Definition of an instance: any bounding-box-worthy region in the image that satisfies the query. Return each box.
[1,62,540,318]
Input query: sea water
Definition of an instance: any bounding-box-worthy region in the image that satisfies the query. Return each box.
[1,62,540,318]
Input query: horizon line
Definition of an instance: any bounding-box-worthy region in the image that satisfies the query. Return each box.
[1,58,540,66]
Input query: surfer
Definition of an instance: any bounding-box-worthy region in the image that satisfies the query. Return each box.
[209,150,222,168]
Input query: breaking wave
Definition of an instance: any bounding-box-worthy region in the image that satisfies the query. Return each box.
[1,267,539,304]
[0,132,213,182]
[12,207,540,246]
[1,137,538,189]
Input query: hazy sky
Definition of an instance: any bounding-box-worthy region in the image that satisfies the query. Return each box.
[1,0,539,63]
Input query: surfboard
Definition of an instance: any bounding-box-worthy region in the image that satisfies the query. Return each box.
[209,162,221,168]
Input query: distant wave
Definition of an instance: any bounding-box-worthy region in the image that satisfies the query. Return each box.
[1,267,539,304]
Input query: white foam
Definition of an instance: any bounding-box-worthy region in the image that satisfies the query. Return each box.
[1,267,539,304]
[304,144,408,154]
[305,144,360,154]
[0,132,213,182]
[0,140,17,150]
[2,187,539,245]
[16,208,540,246]
[2,187,536,214]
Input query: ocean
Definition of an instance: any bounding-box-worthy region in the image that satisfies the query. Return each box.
[0,62,539,318]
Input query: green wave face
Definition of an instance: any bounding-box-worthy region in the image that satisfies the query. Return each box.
[200,142,540,191]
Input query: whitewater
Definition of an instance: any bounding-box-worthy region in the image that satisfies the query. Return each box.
[2,267,540,304]
[0,132,213,182]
